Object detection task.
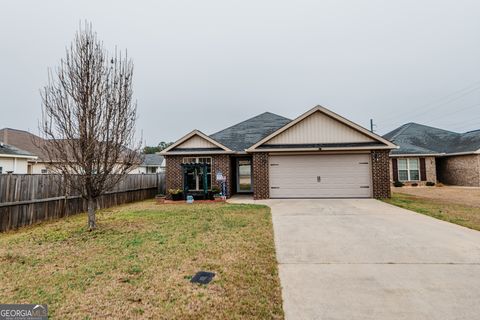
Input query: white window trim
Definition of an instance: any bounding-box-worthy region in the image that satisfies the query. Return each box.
[182,157,213,191]
[398,158,421,182]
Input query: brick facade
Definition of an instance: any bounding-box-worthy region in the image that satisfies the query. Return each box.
[437,154,480,187]
[165,154,232,199]
[252,153,269,199]
[166,151,392,200]
[389,156,437,186]
[371,150,391,199]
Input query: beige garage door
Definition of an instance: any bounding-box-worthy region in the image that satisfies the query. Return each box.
[269,154,372,198]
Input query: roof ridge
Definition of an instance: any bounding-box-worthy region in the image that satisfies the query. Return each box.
[0,127,35,134]
[387,123,414,140]
[413,122,460,135]
[387,122,462,141]
[464,128,480,134]
[210,111,290,137]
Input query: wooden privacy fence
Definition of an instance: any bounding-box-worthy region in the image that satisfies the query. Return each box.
[0,173,166,232]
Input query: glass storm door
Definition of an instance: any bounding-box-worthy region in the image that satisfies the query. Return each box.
[236,158,253,193]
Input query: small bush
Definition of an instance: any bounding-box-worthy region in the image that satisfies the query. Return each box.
[168,188,182,195]
[426,181,436,187]
[393,181,404,187]
[411,183,418,187]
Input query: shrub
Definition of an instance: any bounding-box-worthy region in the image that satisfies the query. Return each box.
[426,181,436,187]
[168,188,183,195]
[411,183,418,187]
[393,181,404,187]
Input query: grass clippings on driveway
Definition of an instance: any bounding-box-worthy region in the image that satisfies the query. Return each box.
[384,192,480,231]
[0,201,283,319]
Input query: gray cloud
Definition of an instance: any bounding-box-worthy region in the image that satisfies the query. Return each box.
[1,0,479,145]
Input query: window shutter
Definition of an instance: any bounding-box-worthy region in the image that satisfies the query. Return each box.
[420,158,427,181]
[392,158,398,181]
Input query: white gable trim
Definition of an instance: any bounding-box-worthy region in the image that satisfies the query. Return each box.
[247,105,398,151]
[161,130,232,154]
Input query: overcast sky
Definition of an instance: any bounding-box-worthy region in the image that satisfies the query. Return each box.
[1,0,480,145]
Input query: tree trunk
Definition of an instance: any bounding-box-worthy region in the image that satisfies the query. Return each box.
[87,197,97,230]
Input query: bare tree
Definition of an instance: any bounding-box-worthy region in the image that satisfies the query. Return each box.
[39,23,141,230]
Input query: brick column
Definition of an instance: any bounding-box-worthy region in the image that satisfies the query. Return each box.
[211,154,232,197]
[252,153,269,199]
[371,150,391,199]
[165,155,183,199]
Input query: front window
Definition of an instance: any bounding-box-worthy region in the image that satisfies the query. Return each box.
[182,157,212,190]
[398,158,420,181]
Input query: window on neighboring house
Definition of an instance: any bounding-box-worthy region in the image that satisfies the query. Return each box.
[0,167,2,174]
[182,157,212,190]
[398,158,420,181]
[147,166,158,174]
[41,169,48,174]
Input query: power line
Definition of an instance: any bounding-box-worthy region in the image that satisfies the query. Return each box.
[420,103,480,124]
[446,116,480,131]
[379,80,480,124]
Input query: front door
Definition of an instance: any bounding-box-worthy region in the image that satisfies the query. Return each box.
[236,158,253,193]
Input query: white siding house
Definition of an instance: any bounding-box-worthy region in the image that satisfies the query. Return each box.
[130,154,165,174]
[0,142,38,174]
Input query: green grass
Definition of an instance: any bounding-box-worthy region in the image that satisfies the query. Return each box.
[383,192,480,231]
[0,200,283,319]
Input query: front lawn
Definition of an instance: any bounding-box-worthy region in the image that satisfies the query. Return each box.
[383,192,480,231]
[0,201,283,319]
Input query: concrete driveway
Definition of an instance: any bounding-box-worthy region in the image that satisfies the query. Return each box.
[230,198,480,319]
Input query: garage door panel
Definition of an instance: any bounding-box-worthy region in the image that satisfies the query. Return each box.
[269,154,372,198]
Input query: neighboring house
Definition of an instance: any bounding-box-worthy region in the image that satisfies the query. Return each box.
[384,123,480,187]
[0,128,50,174]
[131,154,165,174]
[0,142,38,174]
[161,105,396,199]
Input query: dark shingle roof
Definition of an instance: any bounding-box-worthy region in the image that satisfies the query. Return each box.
[142,154,164,166]
[210,112,291,151]
[383,123,480,155]
[0,142,35,157]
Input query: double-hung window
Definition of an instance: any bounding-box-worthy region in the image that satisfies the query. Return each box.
[182,157,212,190]
[398,158,420,181]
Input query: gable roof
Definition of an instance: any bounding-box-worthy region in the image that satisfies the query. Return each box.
[0,142,37,159]
[210,112,292,151]
[141,154,165,166]
[383,123,480,156]
[0,128,47,160]
[247,106,397,151]
[161,130,233,154]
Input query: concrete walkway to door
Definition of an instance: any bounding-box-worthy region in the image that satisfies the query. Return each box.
[228,197,480,320]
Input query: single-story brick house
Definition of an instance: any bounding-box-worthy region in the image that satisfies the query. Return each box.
[383,123,480,186]
[161,106,397,199]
